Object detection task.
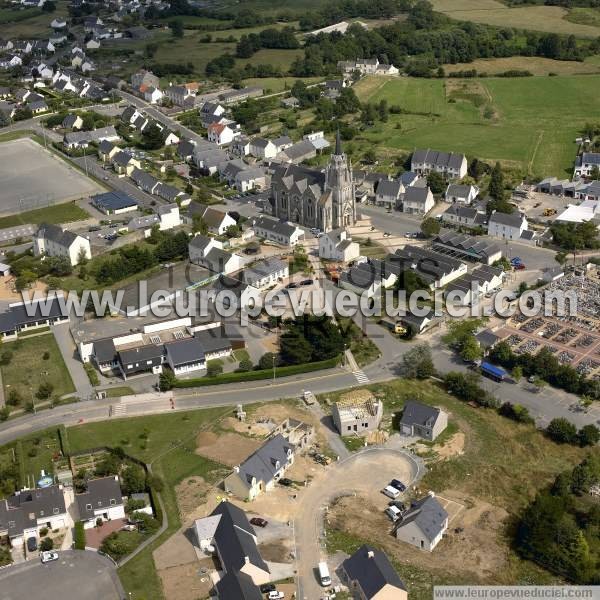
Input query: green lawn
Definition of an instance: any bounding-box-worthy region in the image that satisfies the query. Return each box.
[1,333,75,402]
[355,75,600,177]
[0,202,90,229]
[241,76,322,93]
[235,48,304,70]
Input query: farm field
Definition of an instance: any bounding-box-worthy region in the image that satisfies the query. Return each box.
[354,75,600,177]
[0,2,69,38]
[443,56,600,76]
[430,0,600,38]
[241,76,322,93]
[235,47,304,69]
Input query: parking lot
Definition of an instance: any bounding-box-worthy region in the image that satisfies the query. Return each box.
[0,138,103,214]
[0,550,123,600]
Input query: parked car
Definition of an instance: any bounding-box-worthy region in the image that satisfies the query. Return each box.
[285,282,298,289]
[40,551,59,563]
[514,263,526,271]
[383,231,391,238]
[388,501,406,511]
[300,279,313,286]
[260,584,276,593]
[121,524,136,531]
[382,485,400,499]
[278,478,294,487]
[250,517,268,528]
[268,592,285,600]
[390,479,406,492]
[27,537,37,552]
[385,505,402,522]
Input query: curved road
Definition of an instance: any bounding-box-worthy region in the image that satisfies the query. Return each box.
[293,447,423,600]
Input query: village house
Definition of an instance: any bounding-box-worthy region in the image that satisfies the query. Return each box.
[400,185,435,215]
[76,476,125,529]
[318,228,360,262]
[207,122,237,146]
[487,211,528,241]
[242,257,289,289]
[399,401,448,441]
[33,223,91,266]
[445,183,479,204]
[252,215,303,247]
[394,492,448,551]
[411,148,467,180]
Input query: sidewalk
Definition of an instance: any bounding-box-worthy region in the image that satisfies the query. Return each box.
[52,323,93,399]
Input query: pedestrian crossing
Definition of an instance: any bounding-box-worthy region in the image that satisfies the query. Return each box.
[112,403,127,416]
[353,369,369,384]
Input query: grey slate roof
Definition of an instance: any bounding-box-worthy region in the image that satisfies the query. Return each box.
[396,494,448,543]
[403,186,430,205]
[0,296,67,335]
[118,344,164,367]
[253,215,298,239]
[5,485,66,534]
[215,572,263,600]
[76,476,123,520]
[376,179,402,198]
[489,211,525,228]
[400,401,442,429]
[37,223,78,247]
[164,336,205,367]
[412,148,465,171]
[446,183,474,198]
[235,434,294,490]
[92,191,138,212]
[243,257,287,285]
[194,327,233,355]
[189,234,212,253]
[93,337,118,364]
[343,545,406,599]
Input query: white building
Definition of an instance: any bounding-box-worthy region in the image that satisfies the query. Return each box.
[157,203,181,230]
[76,476,125,529]
[401,186,435,215]
[445,183,479,204]
[487,212,528,241]
[411,149,467,180]
[242,257,289,289]
[319,229,360,263]
[252,215,303,247]
[574,152,600,178]
[394,493,448,552]
[207,122,237,146]
[33,224,91,266]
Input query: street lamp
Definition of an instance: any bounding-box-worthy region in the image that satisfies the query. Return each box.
[272,354,276,384]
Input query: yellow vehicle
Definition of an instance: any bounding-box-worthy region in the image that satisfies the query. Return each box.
[543,208,557,217]
[394,322,407,335]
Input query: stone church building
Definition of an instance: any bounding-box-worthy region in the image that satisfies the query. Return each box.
[270,132,356,232]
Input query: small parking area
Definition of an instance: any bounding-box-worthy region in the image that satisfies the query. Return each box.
[84,518,127,549]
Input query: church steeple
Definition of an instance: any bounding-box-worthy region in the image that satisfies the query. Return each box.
[334,129,342,156]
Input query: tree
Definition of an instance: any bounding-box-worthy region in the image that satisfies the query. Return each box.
[158,369,176,391]
[36,381,54,400]
[40,537,53,551]
[363,148,377,164]
[237,359,253,372]
[555,252,567,266]
[546,418,578,444]
[578,424,600,447]
[427,171,445,194]
[402,344,435,379]
[420,217,440,238]
[488,162,505,202]
[512,365,523,382]
[258,352,280,370]
[170,19,184,38]
[42,0,56,11]
[206,361,223,377]
[460,336,482,362]
[121,464,146,495]
[6,389,21,406]
[192,215,208,235]
[0,407,9,422]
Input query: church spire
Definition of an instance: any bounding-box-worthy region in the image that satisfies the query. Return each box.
[335,128,342,156]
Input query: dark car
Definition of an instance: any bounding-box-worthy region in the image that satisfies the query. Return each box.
[27,537,37,553]
[250,517,268,528]
[285,282,298,289]
[260,584,276,593]
[390,479,406,492]
[278,478,294,487]
[300,279,313,286]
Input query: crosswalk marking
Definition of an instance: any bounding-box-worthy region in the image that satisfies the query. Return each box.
[353,369,369,384]
[112,403,127,416]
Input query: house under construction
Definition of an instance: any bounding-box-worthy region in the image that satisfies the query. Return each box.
[332,389,383,435]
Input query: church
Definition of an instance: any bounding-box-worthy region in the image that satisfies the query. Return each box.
[270,132,356,233]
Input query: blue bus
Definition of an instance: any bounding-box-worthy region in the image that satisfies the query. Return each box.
[480,361,507,382]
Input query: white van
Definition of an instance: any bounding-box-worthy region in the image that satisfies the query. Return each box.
[318,561,331,586]
[382,485,400,499]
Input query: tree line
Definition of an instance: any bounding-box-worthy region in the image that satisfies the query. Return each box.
[235,27,300,58]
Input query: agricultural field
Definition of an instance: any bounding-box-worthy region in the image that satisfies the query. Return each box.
[235,47,304,70]
[0,2,69,38]
[443,56,600,76]
[241,76,322,93]
[430,0,600,38]
[566,7,600,28]
[353,74,600,177]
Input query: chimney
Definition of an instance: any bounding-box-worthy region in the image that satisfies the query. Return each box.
[367,550,374,559]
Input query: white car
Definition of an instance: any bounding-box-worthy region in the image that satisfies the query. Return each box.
[382,485,400,499]
[41,551,59,563]
[268,592,285,600]
[385,505,402,522]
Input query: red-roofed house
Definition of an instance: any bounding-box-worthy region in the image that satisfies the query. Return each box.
[208,122,236,146]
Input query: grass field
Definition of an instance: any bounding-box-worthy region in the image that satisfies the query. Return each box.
[566,7,600,28]
[0,202,90,229]
[235,47,304,70]
[443,56,600,76]
[241,76,322,93]
[1,333,75,401]
[430,0,600,38]
[0,2,68,38]
[353,75,600,176]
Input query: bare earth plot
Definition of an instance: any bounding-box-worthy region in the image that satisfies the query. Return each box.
[0,138,102,215]
[430,0,600,38]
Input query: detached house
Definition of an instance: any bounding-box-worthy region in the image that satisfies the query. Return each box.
[252,215,303,247]
[34,223,91,266]
[399,401,448,441]
[242,257,288,289]
[224,434,295,501]
[445,183,479,205]
[574,152,600,179]
[341,545,408,600]
[62,113,83,130]
[111,150,141,176]
[76,476,125,529]
[318,228,360,263]
[207,122,237,146]
[401,185,434,215]
[487,211,528,241]
[394,492,448,552]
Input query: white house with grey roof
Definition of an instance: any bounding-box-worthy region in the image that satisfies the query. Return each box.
[194,501,270,597]
[319,228,360,262]
[224,434,295,501]
[574,152,600,179]
[164,335,206,375]
[411,148,467,180]
[34,223,91,266]
[441,204,487,228]
[341,545,408,600]
[252,215,303,247]
[76,475,125,529]
[375,179,403,209]
[445,183,479,204]
[487,211,528,241]
[401,185,434,215]
[395,492,448,551]
[399,401,448,441]
[242,257,288,289]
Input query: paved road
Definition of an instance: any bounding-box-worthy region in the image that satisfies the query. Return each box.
[0,549,124,600]
[52,323,93,399]
[294,448,423,600]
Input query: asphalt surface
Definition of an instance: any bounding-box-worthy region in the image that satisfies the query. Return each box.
[0,549,124,600]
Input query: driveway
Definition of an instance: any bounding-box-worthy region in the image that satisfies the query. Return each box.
[0,549,124,600]
[294,447,424,600]
[52,322,93,399]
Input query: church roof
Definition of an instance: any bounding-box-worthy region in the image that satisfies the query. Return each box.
[271,163,326,192]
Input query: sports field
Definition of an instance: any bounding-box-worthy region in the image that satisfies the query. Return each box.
[430,0,600,38]
[354,75,600,177]
[0,138,102,214]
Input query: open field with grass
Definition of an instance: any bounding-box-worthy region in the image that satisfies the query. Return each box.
[205,21,300,40]
[241,76,322,93]
[566,7,600,28]
[430,0,600,38]
[353,75,600,177]
[235,47,304,70]
[1,333,75,402]
[0,202,90,229]
[0,2,68,38]
[444,56,600,76]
